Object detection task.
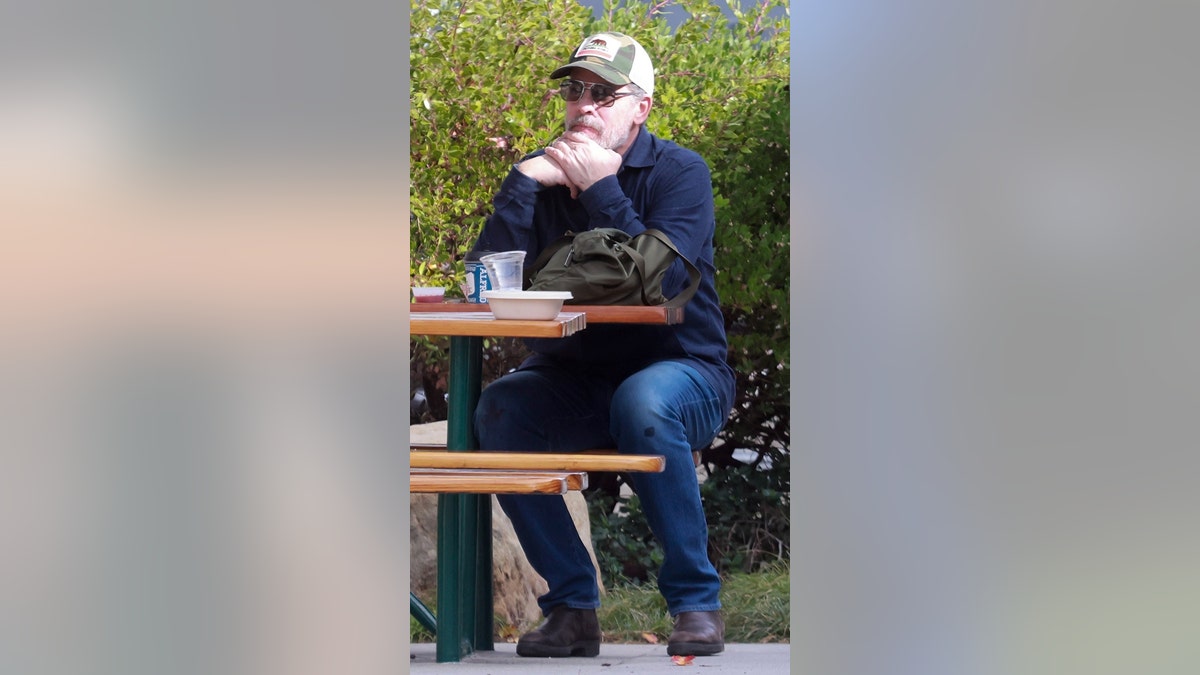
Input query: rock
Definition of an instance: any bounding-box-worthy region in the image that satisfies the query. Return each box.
[409,422,602,634]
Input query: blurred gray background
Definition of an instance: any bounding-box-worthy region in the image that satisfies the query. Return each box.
[793,3,1199,675]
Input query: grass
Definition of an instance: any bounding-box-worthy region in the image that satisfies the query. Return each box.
[712,562,791,643]
[411,561,790,644]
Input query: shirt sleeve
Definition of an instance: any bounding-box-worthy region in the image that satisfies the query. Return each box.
[471,163,544,255]
[577,151,716,298]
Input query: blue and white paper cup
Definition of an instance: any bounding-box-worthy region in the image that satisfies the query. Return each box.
[464,253,494,303]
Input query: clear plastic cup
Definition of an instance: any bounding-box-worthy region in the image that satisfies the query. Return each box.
[479,251,526,292]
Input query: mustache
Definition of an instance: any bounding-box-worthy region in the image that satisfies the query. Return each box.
[567,116,602,132]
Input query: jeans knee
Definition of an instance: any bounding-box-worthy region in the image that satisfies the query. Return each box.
[610,389,672,445]
[610,385,662,425]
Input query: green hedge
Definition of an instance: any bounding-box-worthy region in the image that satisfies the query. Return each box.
[411,0,790,575]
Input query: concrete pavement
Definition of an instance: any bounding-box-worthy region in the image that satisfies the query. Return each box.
[409,642,792,674]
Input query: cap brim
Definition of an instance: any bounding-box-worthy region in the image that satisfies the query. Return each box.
[549,61,632,86]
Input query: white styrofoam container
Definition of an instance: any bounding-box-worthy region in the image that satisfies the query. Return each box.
[480,290,573,320]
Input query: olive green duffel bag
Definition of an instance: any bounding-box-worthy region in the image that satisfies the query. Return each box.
[524,228,700,307]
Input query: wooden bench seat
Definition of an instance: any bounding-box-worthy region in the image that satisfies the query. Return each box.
[410,449,666,474]
[410,468,587,494]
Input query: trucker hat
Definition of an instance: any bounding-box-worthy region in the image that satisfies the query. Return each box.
[549,32,654,97]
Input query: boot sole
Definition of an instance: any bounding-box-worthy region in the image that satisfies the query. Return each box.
[667,641,724,656]
[516,639,601,658]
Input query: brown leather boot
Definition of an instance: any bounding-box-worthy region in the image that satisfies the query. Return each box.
[515,606,601,657]
[667,610,725,656]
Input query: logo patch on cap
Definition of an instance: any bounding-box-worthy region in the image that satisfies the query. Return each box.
[575,37,618,62]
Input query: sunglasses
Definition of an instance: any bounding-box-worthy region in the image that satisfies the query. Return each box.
[558,79,635,107]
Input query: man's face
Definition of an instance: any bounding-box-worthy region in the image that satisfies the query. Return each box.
[563,69,643,154]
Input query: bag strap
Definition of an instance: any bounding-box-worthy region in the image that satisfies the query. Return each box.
[639,229,702,308]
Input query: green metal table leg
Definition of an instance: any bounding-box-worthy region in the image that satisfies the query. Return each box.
[474,494,494,649]
[435,493,464,661]
[410,592,437,634]
[436,335,487,662]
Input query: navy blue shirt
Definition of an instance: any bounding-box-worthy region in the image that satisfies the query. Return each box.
[473,125,736,421]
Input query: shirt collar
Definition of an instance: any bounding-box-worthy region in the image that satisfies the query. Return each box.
[620,124,655,170]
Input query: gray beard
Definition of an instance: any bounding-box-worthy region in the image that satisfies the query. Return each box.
[568,116,628,151]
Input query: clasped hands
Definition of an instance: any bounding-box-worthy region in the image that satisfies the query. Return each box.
[517,131,622,199]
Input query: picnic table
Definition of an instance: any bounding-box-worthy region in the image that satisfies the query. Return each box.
[409,301,682,662]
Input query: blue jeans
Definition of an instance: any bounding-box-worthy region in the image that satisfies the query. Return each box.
[474,359,725,617]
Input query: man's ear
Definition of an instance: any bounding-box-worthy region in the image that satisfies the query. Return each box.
[632,95,653,124]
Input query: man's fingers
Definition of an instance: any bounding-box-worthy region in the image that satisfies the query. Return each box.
[556,130,596,148]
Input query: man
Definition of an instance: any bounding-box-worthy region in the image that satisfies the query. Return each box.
[471,32,735,658]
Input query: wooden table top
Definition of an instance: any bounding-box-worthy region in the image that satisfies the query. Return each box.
[409,310,587,338]
[410,301,683,325]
